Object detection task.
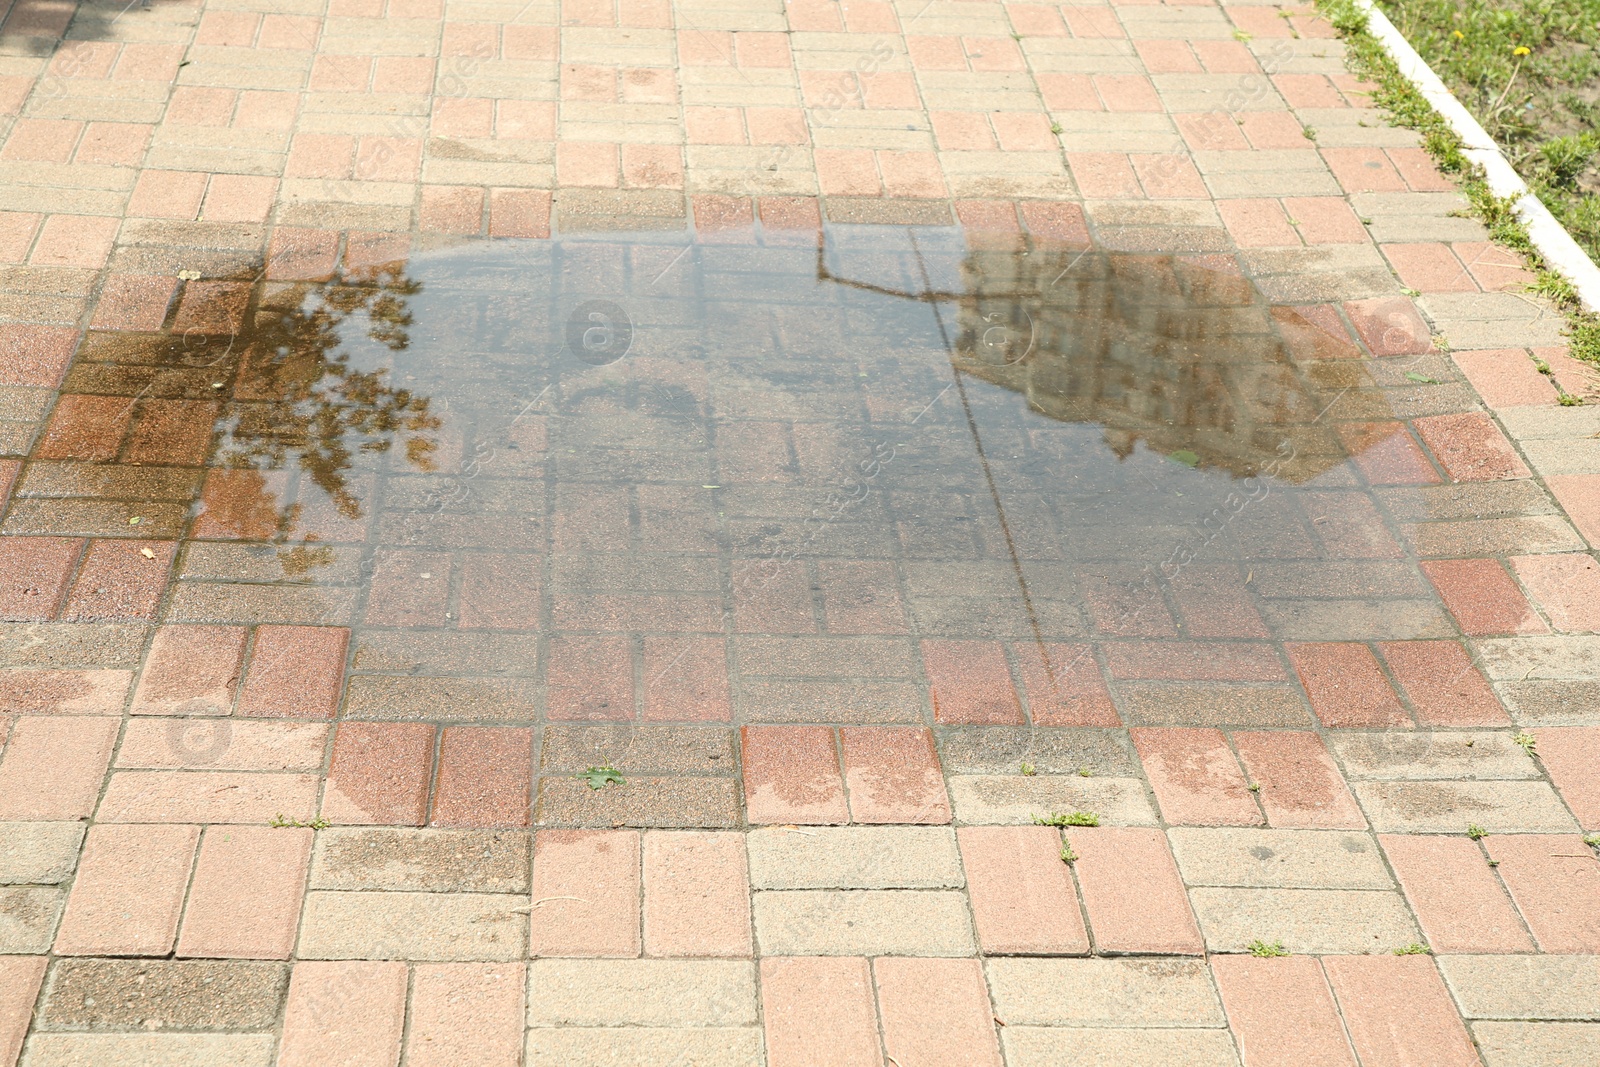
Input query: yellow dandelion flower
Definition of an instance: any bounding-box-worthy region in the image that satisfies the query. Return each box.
[1513,45,1531,55]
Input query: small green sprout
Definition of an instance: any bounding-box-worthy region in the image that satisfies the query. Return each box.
[1394,942,1431,955]
[1248,939,1289,958]
[1513,732,1538,757]
[1033,811,1099,827]
[1020,762,1037,776]
[1060,841,1078,864]
[1467,823,1488,840]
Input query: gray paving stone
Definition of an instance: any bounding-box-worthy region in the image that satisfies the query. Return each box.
[1440,956,1600,1020]
[1189,887,1419,954]
[538,724,736,775]
[1405,516,1584,558]
[1001,1028,1239,1067]
[1330,732,1541,780]
[1168,829,1391,889]
[986,958,1223,1026]
[1352,780,1578,833]
[525,960,757,1027]
[1376,481,1557,522]
[297,891,527,961]
[0,886,63,953]
[524,1029,764,1067]
[936,727,1138,777]
[752,890,975,956]
[946,775,1157,826]
[0,823,84,884]
[1477,637,1600,681]
[37,960,288,1032]
[310,829,530,893]
[745,826,963,890]
[1472,1022,1600,1067]
[534,776,739,828]
[20,1034,275,1067]
[1115,684,1314,727]
[1498,680,1600,727]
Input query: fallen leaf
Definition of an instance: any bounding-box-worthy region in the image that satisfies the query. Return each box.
[139,547,156,560]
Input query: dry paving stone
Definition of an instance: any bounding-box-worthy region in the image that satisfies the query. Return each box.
[1189,887,1420,954]
[36,959,289,1032]
[525,960,758,1027]
[1471,1022,1600,1067]
[1352,780,1578,832]
[1000,1028,1241,1067]
[1330,731,1541,779]
[296,891,528,961]
[745,826,964,889]
[985,958,1224,1028]
[19,1033,275,1067]
[1439,956,1600,1020]
[539,724,738,774]
[1167,828,1393,889]
[752,890,976,956]
[534,775,740,828]
[0,823,83,884]
[524,1028,765,1067]
[946,774,1157,825]
[935,726,1140,776]
[309,828,530,893]
[0,887,64,953]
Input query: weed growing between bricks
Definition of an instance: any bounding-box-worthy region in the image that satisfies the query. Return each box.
[1318,0,1600,376]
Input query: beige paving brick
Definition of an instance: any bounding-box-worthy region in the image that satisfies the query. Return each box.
[947,775,1157,825]
[1189,887,1420,954]
[745,825,963,889]
[19,1034,275,1067]
[525,1028,764,1067]
[986,958,1224,1027]
[407,964,524,1067]
[0,822,82,884]
[1352,780,1579,833]
[115,720,328,772]
[95,770,321,824]
[0,887,63,953]
[525,960,758,1026]
[1001,1028,1240,1067]
[1440,956,1600,1020]
[1330,731,1541,780]
[310,828,530,893]
[1168,828,1391,889]
[1471,1022,1600,1067]
[753,889,975,956]
[297,890,527,960]
[278,961,406,1067]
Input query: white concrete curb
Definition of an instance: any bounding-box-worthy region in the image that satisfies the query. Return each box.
[1354,0,1600,313]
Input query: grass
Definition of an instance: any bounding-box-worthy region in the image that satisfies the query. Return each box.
[1317,0,1600,372]
[1248,939,1291,957]
[1060,841,1078,864]
[1584,834,1600,850]
[271,814,330,829]
[1467,822,1489,839]
[1394,942,1433,955]
[1513,731,1539,756]
[1033,811,1100,827]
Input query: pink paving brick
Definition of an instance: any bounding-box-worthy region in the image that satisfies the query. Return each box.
[116,718,327,772]
[1065,152,1140,198]
[1170,564,1271,638]
[545,634,634,720]
[642,830,752,956]
[923,640,1023,724]
[741,725,848,824]
[1377,640,1509,726]
[1233,731,1365,829]
[1211,956,1358,1067]
[1078,567,1180,637]
[1535,727,1600,830]
[1072,826,1203,954]
[61,539,174,621]
[457,552,541,630]
[0,715,118,820]
[1218,197,1298,247]
[1454,241,1537,292]
[1323,146,1407,193]
[0,955,45,1067]
[642,636,731,722]
[958,825,1089,955]
[237,625,348,719]
[1451,348,1559,408]
[1414,412,1531,481]
[1283,197,1369,244]
[1487,834,1600,952]
[430,726,533,828]
[96,770,320,824]
[1420,558,1549,635]
[1106,642,1284,682]
[1382,242,1474,292]
[278,961,408,1067]
[0,326,76,388]
[54,824,199,956]
[762,957,881,1067]
[839,726,950,824]
[875,958,1004,1067]
[406,964,524,1067]
[364,549,450,627]
[1132,727,1262,826]
[1014,642,1120,727]
[1511,553,1600,634]
[1379,834,1534,953]
[177,825,312,959]
[131,625,247,716]
[1323,956,1479,1067]
[0,536,80,620]
[0,669,132,715]
[1287,642,1407,727]
[1239,111,1315,150]
[89,274,177,330]
[1132,153,1209,198]
[1342,296,1433,356]
[1548,474,1600,547]
[529,829,640,957]
[322,721,435,826]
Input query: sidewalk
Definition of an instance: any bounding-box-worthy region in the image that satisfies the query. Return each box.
[1,0,1599,1063]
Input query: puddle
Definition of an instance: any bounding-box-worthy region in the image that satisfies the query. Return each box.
[8,224,1439,723]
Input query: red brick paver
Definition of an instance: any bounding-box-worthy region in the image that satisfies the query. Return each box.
[959,825,1089,955]
[1072,826,1203,955]
[1323,955,1480,1067]
[1212,955,1358,1067]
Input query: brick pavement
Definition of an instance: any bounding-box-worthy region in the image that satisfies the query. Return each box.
[2,0,1600,1062]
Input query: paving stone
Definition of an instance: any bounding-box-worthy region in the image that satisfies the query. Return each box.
[642,831,751,957]
[0,955,45,1067]
[1168,828,1391,889]
[840,726,950,823]
[1324,955,1481,1067]
[946,774,1157,825]
[0,887,63,953]
[1233,731,1366,829]
[1190,887,1420,954]
[1133,727,1262,826]
[936,726,1139,777]
[20,1034,275,1067]
[986,958,1223,1026]
[525,1028,765,1067]
[526,959,757,1026]
[1000,1028,1240,1067]
[534,775,739,828]
[53,824,198,957]
[36,959,288,1031]
[529,829,640,958]
[310,828,530,893]
[1471,1022,1600,1067]
[94,770,320,824]
[1537,727,1600,829]
[1352,780,1578,832]
[0,715,118,821]
[1073,827,1204,955]
[278,961,406,1067]
[1380,834,1535,953]
[320,721,434,827]
[408,964,524,1067]
[0,823,82,884]
[177,825,310,960]
[746,825,963,889]
[297,891,527,961]
[115,719,328,772]
[1211,955,1358,1067]
[539,724,736,774]
[1330,730,1540,779]
[1486,834,1600,953]
[760,956,880,1067]
[958,824,1088,955]
[753,889,975,956]
[1440,955,1600,1020]
[875,958,1004,1067]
